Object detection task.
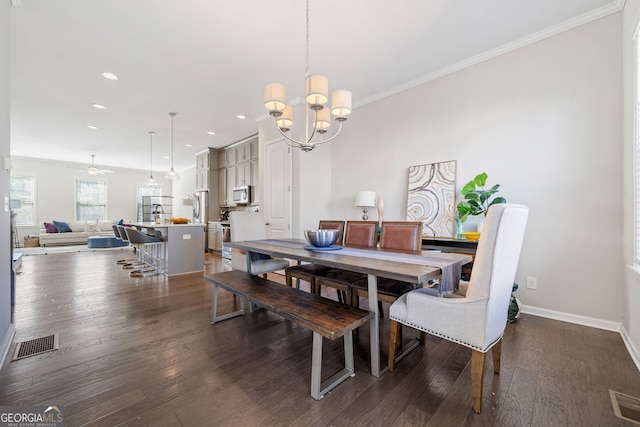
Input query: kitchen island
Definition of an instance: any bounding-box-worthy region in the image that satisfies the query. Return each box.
[133,222,206,276]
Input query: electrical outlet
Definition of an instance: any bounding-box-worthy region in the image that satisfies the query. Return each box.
[526,276,537,290]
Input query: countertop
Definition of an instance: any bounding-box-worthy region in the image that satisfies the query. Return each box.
[133,222,206,228]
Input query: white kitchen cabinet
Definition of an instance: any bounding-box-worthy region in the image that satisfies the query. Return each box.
[250,139,259,160]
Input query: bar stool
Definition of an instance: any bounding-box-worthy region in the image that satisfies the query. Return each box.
[117,226,145,269]
[113,225,136,265]
[123,227,165,277]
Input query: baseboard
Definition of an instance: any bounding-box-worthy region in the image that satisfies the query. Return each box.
[520,304,621,332]
[620,325,640,374]
[0,323,15,371]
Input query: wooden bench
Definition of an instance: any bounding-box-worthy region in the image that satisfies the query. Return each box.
[205,270,374,400]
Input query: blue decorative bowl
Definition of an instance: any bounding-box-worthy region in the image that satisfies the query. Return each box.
[304,229,340,247]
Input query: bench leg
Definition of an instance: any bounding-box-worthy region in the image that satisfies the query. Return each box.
[211,284,246,324]
[310,331,356,400]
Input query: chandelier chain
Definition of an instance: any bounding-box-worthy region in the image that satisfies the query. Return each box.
[305,0,310,78]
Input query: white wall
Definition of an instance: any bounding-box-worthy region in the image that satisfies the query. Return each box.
[0,0,14,367]
[623,2,640,364]
[11,157,173,240]
[320,14,623,323]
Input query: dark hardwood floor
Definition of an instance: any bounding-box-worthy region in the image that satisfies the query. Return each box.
[2,249,639,426]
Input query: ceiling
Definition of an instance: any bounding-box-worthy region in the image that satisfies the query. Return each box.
[8,0,620,173]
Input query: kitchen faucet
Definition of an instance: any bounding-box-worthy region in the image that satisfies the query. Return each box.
[153,204,164,223]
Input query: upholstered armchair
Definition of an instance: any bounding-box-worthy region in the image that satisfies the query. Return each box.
[387,204,528,414]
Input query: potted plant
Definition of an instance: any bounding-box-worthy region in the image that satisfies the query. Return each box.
[456,172,507,223]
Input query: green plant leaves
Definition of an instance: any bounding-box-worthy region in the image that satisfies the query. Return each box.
[456,173,506,222]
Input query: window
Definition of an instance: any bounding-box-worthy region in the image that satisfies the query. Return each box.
[10,173,36,226]
[136,182,162,221]
[76,178,107,221]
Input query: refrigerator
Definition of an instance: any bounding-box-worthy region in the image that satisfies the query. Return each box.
[193,191,209,250]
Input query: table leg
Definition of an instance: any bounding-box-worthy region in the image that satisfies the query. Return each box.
[368,273,382,377]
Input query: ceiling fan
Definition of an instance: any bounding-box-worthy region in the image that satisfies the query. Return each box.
[85,154,114,175]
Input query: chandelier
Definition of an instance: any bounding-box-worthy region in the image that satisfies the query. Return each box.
[263,0,352,152]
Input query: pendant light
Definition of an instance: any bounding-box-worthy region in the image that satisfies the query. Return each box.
[165,112,180,180]
[148,131,155,183]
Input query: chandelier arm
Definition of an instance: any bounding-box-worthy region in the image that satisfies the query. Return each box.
[270,115,321,146]
[311,120,344,146]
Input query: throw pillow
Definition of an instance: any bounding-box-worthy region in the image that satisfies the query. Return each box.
[44,222,57,233]
[53,220,72,233]
[84,220,99,232]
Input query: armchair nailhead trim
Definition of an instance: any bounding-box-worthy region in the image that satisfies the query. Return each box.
[390,316,484,351]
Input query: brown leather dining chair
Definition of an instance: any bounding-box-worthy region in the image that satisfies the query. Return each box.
[350,221,423,316]
[284,220,345,292]
[314,221,378,303]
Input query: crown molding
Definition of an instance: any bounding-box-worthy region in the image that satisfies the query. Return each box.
[10,0,22,6]
[356,0,626,109]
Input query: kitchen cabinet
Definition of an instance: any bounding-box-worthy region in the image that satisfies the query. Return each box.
[236,162,251,187]
[251,139,259,160]
[196,151,209,170]
[236,141,251,164]
[195,169,209,191]
[219,147,236,168]
[250,160,259,205]
[208,221,223,252]
[226,165,236,204]
[218,169,227,206]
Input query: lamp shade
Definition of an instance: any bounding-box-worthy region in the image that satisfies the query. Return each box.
[264,82,287,113]
[315,107,331,131]
[277,105,293,131]
[331,90,352,118]
[305,74,329,107]
[355,191,376,207]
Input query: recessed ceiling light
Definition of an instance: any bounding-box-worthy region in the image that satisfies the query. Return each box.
[102,72,118,80]
[237,115,246,119]
[207,131,216,135]
[185,144,193,147]
[87,125,98,130]
[163,156,170,159]
[92,103,106,110]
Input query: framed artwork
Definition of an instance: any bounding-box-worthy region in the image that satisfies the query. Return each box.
[406,160,457,237]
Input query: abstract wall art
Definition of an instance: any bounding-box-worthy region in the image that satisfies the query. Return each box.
[406,160,457,237]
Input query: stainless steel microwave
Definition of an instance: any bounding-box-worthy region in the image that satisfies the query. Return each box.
[232,185,251,204]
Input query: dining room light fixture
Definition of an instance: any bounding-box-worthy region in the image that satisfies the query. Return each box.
[148,131,155,183]
[263,0,352,152]
[165,112,180,180]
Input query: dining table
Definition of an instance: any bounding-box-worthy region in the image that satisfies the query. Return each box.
[225,238,473,378]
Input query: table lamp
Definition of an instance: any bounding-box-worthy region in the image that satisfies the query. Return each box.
[355,191,376,220]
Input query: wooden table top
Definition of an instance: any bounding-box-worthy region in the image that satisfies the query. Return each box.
[226,238,472,285]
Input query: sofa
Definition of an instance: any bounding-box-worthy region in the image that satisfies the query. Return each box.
[39,220,117,246]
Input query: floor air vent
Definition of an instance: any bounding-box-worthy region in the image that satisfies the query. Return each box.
[610,389,640,425]
[12,334,59,361]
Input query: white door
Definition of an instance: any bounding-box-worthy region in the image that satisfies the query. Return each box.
[264,139,291,239]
